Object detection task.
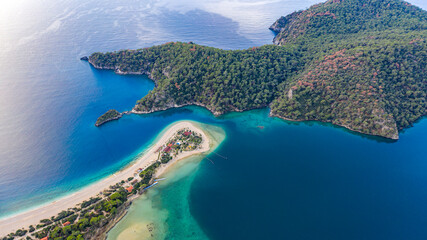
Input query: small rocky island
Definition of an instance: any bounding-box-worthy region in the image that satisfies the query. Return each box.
[95,110,123,127]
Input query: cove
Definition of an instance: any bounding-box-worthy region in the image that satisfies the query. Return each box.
[107,107,427,240]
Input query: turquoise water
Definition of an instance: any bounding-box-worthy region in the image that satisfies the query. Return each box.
[1,0,427,239]
[107,123,225,240]
[108,109,427,240]
[107,155,210,240]
[0,0,294,216]
[191,112,427,239]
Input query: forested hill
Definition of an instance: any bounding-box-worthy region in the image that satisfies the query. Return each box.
[270,0,427,46]
[89,44,303,115]
[88,0,427,139]
[268,0,427,139]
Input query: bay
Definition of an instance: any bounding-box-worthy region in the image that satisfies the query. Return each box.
[0,0,426,239]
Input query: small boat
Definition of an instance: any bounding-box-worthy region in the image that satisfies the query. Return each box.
[155,178,166,181]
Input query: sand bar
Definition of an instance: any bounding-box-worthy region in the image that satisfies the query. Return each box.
[0,121,210,236]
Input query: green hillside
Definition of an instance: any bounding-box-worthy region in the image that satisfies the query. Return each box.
[269,0,427,138]
[89,0,427,139]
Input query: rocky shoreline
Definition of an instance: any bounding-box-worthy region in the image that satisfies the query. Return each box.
[95,110,123,127]
[269,112,399,140]
[82,56,153,79]
[83,56,402,140]
[95,114,122,127]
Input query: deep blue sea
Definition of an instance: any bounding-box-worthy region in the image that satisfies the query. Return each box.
[0,0,427,239]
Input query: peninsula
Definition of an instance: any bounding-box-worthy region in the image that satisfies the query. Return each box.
[0,121,215,240]
[88,0,426,139]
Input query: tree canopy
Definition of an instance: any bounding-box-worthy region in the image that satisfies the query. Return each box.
[89,0,426,139]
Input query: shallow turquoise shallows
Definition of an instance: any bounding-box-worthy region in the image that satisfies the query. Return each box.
[0,0,427,239]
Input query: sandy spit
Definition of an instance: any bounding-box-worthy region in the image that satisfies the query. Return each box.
[0,121,210,237]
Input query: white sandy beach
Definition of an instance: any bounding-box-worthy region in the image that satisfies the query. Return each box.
[0,121,210,237]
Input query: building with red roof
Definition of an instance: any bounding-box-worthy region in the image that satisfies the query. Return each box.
[63,221,71,227]
[163,146,171,153]
[183,131,191,136]
[126,186,134,193]
[40,237,48,240]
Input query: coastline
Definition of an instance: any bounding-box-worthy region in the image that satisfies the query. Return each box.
[269,112,400,140]
[0,120,212,237]
[135,102,400,140]
[105,122,225,240]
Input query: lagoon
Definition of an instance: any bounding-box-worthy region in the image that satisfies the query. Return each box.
[108,108,427,240]
[0,0,427,239]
